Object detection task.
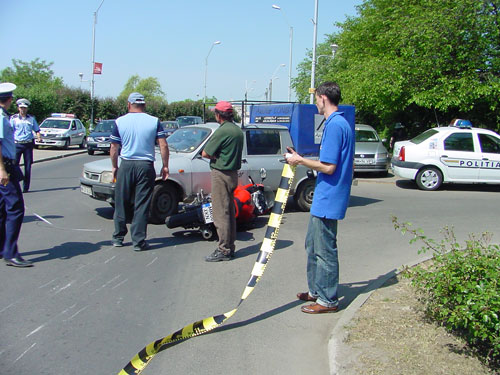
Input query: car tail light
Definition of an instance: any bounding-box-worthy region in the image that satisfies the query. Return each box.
[398,146,405,161]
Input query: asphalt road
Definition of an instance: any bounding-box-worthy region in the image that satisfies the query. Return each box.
[1,153,500,374]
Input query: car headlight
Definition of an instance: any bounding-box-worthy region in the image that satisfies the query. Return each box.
[87,136,95,142]
[100,171,114,184]
[55,134,66,138]
[377,153,388,160]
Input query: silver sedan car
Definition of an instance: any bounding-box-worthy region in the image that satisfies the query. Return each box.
[354,124,389,175]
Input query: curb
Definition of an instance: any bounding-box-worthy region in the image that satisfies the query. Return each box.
[29,150,88,165]
[328,255,433,375]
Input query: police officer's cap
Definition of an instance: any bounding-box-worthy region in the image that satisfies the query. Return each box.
[0,82,17,99]
[16,98,31,108]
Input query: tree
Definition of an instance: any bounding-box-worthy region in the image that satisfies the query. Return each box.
[293,0,500,131]
[118,75,167,104]
[0,59,64,121]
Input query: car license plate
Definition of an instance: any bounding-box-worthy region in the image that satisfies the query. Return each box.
[355,158,375,165]
[202,203,213,224]
[97,143,110,147]
[80,184,93,196]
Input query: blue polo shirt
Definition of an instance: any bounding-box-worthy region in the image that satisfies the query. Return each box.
[10,114,39,141]
[0,108,16,160]
[110,112,165,162]
[310,111,354,220]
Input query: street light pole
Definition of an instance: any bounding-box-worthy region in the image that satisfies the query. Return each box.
[272,5,293,102]
[91,0,105,127]
[203,41,221,110]
[269,63,285,101]
[309,0,319,104]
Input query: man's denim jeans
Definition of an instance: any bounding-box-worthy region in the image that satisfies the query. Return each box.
[305,215,339,307]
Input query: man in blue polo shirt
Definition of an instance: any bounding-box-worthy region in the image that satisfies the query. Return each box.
[110,92,169,251]
[286,81,354,313]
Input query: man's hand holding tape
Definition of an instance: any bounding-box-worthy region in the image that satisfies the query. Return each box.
[284,146,336,175]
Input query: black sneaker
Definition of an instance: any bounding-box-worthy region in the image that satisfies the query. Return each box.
[111,239,123,247]
[133,242,150,252]
[205,249,232,262]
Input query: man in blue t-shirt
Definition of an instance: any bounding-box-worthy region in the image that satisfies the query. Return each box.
[110,92,169,251]
[286,81,354,314]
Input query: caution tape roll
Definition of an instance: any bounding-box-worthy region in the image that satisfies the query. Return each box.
[118,163,296,374]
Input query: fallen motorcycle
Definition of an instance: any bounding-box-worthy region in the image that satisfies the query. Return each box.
[165,176,274,240]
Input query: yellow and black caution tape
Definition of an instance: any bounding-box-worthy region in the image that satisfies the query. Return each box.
[118,163,296,374]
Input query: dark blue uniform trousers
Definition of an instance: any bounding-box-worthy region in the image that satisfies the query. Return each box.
[112,160,155,247]
[15,141,34,191]
[0,167,25,260]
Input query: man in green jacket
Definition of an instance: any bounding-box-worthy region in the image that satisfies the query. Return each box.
[202,101,243,262]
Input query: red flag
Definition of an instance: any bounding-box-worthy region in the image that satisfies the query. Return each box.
[93,62,103,74]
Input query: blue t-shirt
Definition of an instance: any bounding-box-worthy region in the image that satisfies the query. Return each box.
[10,114,39,141]
[0,108,16,160]
[310,111,354,220]
[110,112,165,162]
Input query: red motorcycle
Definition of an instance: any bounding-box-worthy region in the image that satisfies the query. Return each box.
[165,176,273,240]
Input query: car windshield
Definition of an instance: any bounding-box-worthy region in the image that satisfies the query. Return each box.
[94,121,115,132]
[411,129,439,144]
[355,129,379,142]
[162,122,177,129]
[40,119,71,129]
[177,117,201,126]
[167,127,210,152]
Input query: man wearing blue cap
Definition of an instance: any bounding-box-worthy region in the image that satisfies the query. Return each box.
[10,98,41,192]
[0,83,33,267]
[110,92,169,251]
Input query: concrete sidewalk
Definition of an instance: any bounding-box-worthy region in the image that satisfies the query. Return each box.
[31,146,88,164]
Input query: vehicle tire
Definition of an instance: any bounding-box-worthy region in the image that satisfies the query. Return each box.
[416,167,443,191]
[149,183,179,224]
[63,139,70,149]
[295,178,315,212]
[79,137,87,149]
[87,149,94,155]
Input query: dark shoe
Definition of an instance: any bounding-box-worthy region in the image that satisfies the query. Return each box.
[297,292,317,302]
[111,239,123,247]
[133,242,149,252]
[5,257,34,268]
[301,303,338,314]
[205,249,232,262]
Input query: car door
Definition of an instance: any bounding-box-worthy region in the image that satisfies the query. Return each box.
[76,120,85,144]
[243,128,284,188]
[69,121,78,145]
[477,132,500,181]
[440,131,480,180]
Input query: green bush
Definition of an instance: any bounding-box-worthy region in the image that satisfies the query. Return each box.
[393,217,500,367]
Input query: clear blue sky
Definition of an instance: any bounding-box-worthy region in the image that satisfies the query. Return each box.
[1,0,362,103]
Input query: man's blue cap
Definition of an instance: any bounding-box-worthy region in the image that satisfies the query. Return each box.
[0,82,16,99]
[128,92,145,104]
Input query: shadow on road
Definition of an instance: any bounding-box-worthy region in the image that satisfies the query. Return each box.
[349,195,382,207]
[396,179,500,192]
[338,269,398,310]
[22,240,109,263]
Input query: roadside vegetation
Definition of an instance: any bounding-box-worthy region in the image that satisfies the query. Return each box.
[392,216,500,370]
[0,59,218,129]
[293,0,500,137]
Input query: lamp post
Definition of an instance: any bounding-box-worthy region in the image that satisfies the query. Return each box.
[316,43,338,64]
[309,0,319,104]
[272,4,293,102]
[269,63,285,101]
[203,41,221,107]
[90,0,105,127]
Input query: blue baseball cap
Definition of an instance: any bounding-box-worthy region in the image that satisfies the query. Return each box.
[128,92,145,104]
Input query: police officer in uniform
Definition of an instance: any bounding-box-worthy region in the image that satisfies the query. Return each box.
[0,83,33,267]
[10,98,41,192]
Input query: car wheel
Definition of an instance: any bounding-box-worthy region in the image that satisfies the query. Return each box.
[87,149,94,155]
[295,178,315,212]
[149,183,179,224]
[79,137,87,149]
[416,167,442,191]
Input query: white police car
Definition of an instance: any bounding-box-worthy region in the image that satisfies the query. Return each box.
[391,120,500,190]
[36,113,87,149]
